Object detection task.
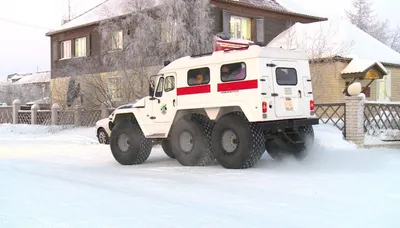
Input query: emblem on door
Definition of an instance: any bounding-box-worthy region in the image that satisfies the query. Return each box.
[161,104,167,114]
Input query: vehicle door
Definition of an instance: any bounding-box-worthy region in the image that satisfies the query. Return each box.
[270,60,303,118]
[151,73,178,126]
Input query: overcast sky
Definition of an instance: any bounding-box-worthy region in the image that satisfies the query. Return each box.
[0,0,399,77]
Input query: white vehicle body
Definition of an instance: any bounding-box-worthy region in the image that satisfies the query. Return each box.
[111,45,317,138]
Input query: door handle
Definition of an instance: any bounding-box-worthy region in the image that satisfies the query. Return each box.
[271,93,278,97]
[298,90,302,98]
[173,99,176,107]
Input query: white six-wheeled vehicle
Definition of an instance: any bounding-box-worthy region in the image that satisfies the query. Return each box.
[108,45,319,169]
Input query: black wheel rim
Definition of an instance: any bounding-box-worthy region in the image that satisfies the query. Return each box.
[99,131,107,144]
[117,133,130,152]
[221,129,239,154]
[179,131,194,154]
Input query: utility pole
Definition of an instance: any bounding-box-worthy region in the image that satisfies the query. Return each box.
[68,0,71,21]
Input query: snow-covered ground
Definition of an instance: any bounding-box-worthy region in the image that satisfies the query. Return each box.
[1,124,400,228]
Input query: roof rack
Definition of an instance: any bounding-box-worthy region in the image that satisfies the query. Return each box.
[223,46,250,52]
[190,52,214,58]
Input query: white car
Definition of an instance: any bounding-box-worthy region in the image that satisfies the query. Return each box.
[95,103,137,144]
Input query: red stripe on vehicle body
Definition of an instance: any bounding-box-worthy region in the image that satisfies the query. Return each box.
[217,79,258,92]
[177,84,211,96]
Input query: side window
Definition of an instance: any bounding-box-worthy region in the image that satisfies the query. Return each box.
[155,77,164,97]
[187,67,210,86]
[221,62,246,82]
[164,76,175,92]
[276,68,298,86]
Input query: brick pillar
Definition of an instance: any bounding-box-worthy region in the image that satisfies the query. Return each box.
[345,95,365,147]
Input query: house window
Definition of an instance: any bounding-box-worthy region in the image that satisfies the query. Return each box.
[110,30,123,50]
[376,70,392,101]
[230,16,251,40]
[161,20,177,43]
[60,40,71,59]
[221,62,246,82]
[164,76,175,92]
[187,67,210,86]
[106,77,123,101]
[75,37,86,57]
[276,68,298,86]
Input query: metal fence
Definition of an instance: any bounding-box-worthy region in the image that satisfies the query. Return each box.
[37,110,52,125]
[0,107,12,124]
[315,102,346,132]
[18,111,31,125]
[364,102,400,138]
[81,110,102,127]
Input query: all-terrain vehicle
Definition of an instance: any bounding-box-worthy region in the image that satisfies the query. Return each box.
[108,45,319,169]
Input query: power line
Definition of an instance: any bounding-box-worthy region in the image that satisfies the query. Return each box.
[0,17,51,30]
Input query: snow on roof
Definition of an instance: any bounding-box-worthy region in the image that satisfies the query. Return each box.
[230,0,287,12]
[341,57,388,75]
[0,77,10,85]
[46,0,161,36]
[47,0,325,36]
[26,97,50,105]
[11,75,23,80]
[266,18,400,65]
[13,72,51,85]
[275,0,326,19]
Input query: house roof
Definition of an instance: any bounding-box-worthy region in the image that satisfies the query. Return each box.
[46,0,326,36]
[13,72,51,85]
[266,18,400,66]
[341,57,388,75]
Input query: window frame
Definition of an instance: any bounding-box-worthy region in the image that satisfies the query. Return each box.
[110,30,123,51]
[106,76,123,101]
[275,67,298,86]
[220,62,247,82]
[230,15,252,40]
[164,76,175,92]
[155,77,164,97]
[161,19,178,43]
[74,37,87,57]
[187,67,211,86]
[60,40,72,60]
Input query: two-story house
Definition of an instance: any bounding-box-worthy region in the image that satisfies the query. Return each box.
[46,0,326,108]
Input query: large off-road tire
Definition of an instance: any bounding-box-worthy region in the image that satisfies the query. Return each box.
[170,114,214,166]
[161,140,175,159]
[211,113,265,169]
[266,125,315,160]
[110,120,152,165]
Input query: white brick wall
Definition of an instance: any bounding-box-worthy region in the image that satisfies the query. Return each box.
[345,96,365,147]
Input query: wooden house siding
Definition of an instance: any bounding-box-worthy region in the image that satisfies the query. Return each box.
[48,1,324,79]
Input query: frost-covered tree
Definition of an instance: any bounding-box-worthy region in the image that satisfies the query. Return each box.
[389,26,400,53]
[345,0,390,44]
[62,0,215,108]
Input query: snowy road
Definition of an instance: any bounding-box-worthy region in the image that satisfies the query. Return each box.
[1,124,400,228]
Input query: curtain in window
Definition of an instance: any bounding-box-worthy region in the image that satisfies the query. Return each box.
[230,16,251,40]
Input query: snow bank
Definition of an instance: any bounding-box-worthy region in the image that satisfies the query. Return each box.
[267,18,400,65]
[1,123,400,227]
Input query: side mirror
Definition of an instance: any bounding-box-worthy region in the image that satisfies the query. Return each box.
[149,81,155,97]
